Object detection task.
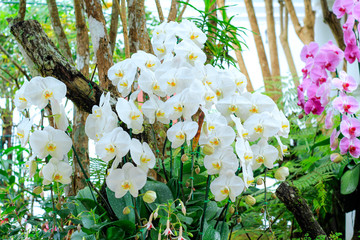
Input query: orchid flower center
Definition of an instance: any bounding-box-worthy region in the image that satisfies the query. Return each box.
[156,47,165,53]
[17,132,25,138]
[220,186,230,195]
[212,161,222,170]
[254,125,264,133]
[242,132,249,138]
[188,53,198,61]
[256,156,264,163]
[229,104,238,113]
[145,61,156,69]
[141,155,151,163]
[174,104,183,112]
[105,145,116,153]
[119,80,128,87]
[282,124,289,129]
[121,181,132,190]
[44,90,53,99]
[349,127,356,135]
[349,145,356,154]
[46,143,57,152]
[176,132,185,140]
[249,105,259,113]
[167,79,177,87]
[152,83,160,91]
[156,110,165,117]
[115,70,124,78]
[205,95,215,101]
[130,112,140,120]
[190,33,198,40]
[343,82,350,91]
[244,154,253,161]
[54,174,63,181]
[236,79,244,86]
[210,137,220,146]
[19,97,27,103]
[343,104,351,112]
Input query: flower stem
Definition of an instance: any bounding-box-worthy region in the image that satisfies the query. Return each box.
[199,175,211,240]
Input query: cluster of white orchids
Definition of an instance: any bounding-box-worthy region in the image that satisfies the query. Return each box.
[14,20,290,204]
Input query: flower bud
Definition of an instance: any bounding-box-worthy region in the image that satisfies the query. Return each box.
[229,205,235,214]
[256,178,264,185]
[154,209,159,219]
[159,130,167,139]
[271,193,277,199]
[181,154,189,163]
[237,216,242,223]
[180,201,186,215]
[261,208,265,213]
[77,224,81,232]
[123,206,131,215]
[203,144,214,155]
[275,167,289,181]
[40,191,44,198]
[298,113,304,119]
[33,186,43,195]
[245,195,256,206]
[331,153,343,163]
[185,181,190,188]
[195,166,200,174]
[143,191,157,203]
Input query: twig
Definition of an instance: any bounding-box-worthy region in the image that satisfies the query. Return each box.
[0,66,20,89]
[0,45,30,81]
[177,0,190,21]
[118,0,130,58]
[154,0,164,22]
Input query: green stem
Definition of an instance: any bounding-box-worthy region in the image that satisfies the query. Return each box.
[151,124,169,182]
[169,121,173,179]
[199,175,211,240]
[178,145,185,200]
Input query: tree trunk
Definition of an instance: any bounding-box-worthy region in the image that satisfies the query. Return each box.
[67,0,91,196]
[128,0,139,54]
[265,0,280,78]
[244,0,272,93]
[118,0,130,58]
[84,0,114,90]
[216,0,253,92]
[279,0,299,87]
[205,1,217,64]
[168,0,178,22]
[284,0,315,45]
[276,182,328,239]
[17,0,26,21]
[154,0,164,22]
[10,20,102,113]
[46,0,74,64]
[109,0,119,55]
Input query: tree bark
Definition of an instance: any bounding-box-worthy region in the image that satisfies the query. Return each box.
[118,0,130,58]
[265,0,280,78]
[205,1,217,64]
[168,0,178,22]
[17,0,26,21]
[47,0,74,64]
[154,0,165,22]
[284,0,315,45]
[279,0,299,87]
[244,0,272,93]
[216,0,253,92]
[84,0,114,90]
[10,20,102,114]
[109,0,119,55]
[67,0,91,196]
[276,182,328,239]
[128,0,139,54]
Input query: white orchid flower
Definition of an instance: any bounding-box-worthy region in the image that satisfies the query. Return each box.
[242,163,255,188]
[156,66,193,96]
[200,125,235,149]
[152,37,176,61]
[238,92,276,121]
[29,126,72,160]
[230,115,249,140]
[275,135,289,159]
[167,121,198,148]
[151,21,178,45]
[209,69,237,100]
[108,59,137,97]
[230,69,248,94]
[16,117,33,147]
[142,96,169,124]
[14,80,31,110]
[130,138,156,171]
[210,170,245,202]
[85,93,118,141]
[174,40,206,66]
[26,76,66,109]
[250,138,279,170]
[116,92,144,132]
[106,162,147,198]
[272,108,290,138]
[132,50,161,74]
[216,93,251,121]
[204,147,239,175]
[164,83,202,121]
[177,19,207,48]
[50,99,69,131]
[201,85,217,109]
[95,127,131,163]
[42,158,72,185]
[235,137,254,168]
[25,155,37,178]
[243,112,280,141]
[138,71,166,97]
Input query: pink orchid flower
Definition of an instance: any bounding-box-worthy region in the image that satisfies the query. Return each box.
[325,109,335,129]
[332,71,358,92]
[340,137,360,158]
[340,115,360,138]
[332,0,354,18]
[304,98,324,115]
[344,43,360,64]
[330,129,340,151]
[343,15,355,30]
[333,93,359,114]
[300,42,319,62]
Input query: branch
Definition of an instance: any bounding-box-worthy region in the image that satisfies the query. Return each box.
[74,0,89,76]
[168,0,178,22]
[10,20,102,113]
[17,0,26,21]
[109,0,120,54]
[177,0,190,22]
[0,45,30,81]
[119,0,130,58]
[46,0,74,64]
[320,0,346,51]
[154,0,165,22]
[0,66,20,89]
[276,182,328,239]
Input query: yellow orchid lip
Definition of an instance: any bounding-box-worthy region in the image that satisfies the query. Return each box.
[46,143,57,152]
[176,133,185,140]
[19,97,27,102]
[44,90,53,99]
[105,146,115,153]
[115,71,124,78]
[17,132,25,138]
[221,187,229,195]
[212,162,221,170]
[54,174,63,181]
[122,181,132,190]
[141,156,151,163]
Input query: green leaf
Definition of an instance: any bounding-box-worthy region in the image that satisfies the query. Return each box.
[142,180,174,211]
[203,223,221,240]
[310,138,330,151]
[341,165,360,195]
[106,188,135,222]
[205,201,219,221]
